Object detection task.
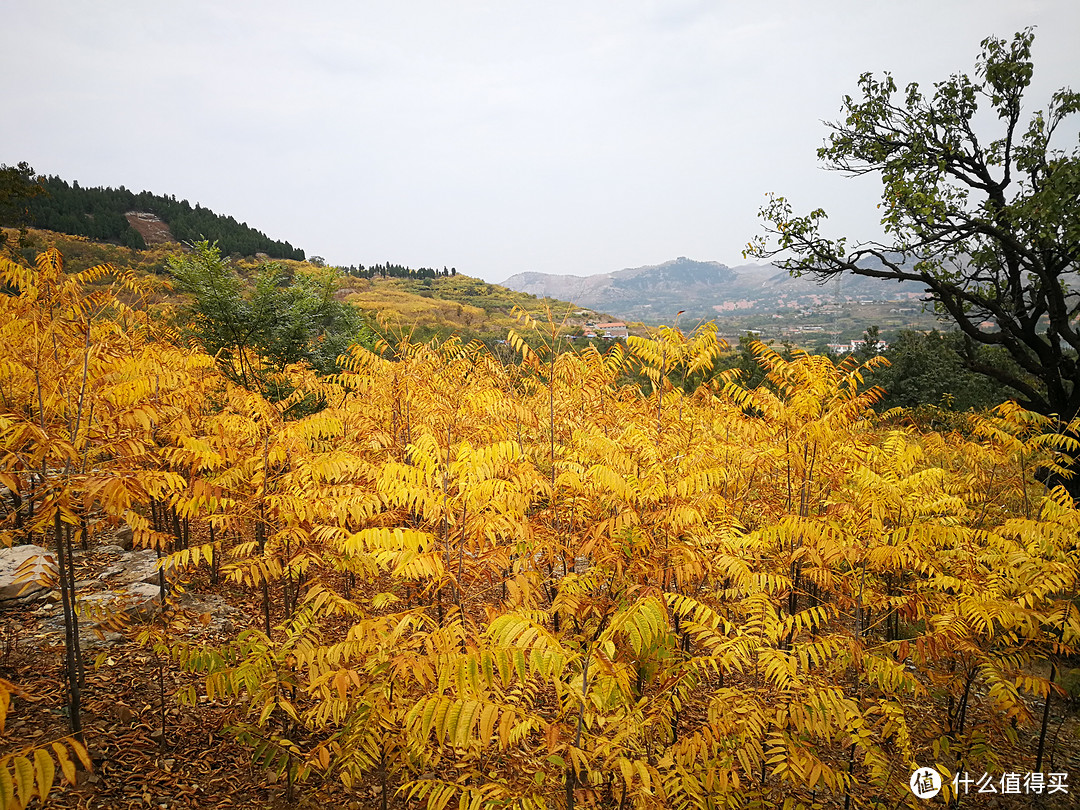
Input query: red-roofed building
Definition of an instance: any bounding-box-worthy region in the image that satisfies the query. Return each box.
[595,321,628,339]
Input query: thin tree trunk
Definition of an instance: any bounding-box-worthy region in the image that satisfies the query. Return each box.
[209,522,219,585]
[65,523,85,687]
[158,655,168,750]
[54,510,83,742]
[379,745,389,810]
[1035,664,1056,773]
[1036,611,1068,772]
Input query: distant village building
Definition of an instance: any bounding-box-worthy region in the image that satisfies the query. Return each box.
[595,322,628,339]
[826,339,890,355]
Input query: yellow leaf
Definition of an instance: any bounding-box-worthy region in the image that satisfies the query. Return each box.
[50,743,76,786]
[13,755,33,806]
[0,764,12,810]
[70,738,93,772]
[0,765,13,810]
[635,760,652,794]
[34,749,55,803]
[334,669,349,701]
[479,704,498,745]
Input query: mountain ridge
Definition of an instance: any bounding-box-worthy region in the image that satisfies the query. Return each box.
[501,256,927,324]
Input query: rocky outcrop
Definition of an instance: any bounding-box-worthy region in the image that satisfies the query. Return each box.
[97,548,165,588]
[0,544,55,607]
[123,211,175,244]
[18,545,238,647]
[115,522,134,551]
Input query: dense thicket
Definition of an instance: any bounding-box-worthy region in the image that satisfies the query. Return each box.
[869,331,1016,412]
[2,249,1079,809]
[815,329,1016,414]
[13,174,305,259]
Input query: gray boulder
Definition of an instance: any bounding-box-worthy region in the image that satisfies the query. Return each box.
[80,582,163,621]
[38,582,163,647]
[0,544,56,608]
[115,523,134,551]
[97,549,164,587]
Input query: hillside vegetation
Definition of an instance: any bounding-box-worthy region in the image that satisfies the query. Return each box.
[2,227,592,350]
[6,228,178,280]
[1,168,304,259]
[339,272,596,344]
[2,246,1078,809]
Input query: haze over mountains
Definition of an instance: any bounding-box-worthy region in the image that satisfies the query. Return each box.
[501,257,926,324]
[3,166,937,338]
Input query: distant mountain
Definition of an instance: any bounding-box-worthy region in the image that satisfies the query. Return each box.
[501,257,926,324]
[504,258,733,314]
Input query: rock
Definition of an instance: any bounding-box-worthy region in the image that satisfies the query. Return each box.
[0,544,56,608]
[37,582,164,648]
[12,535,240,651]
[81,582,163,621]
[32,599,59,616]
[98,549,164,587]
[115,523,134,551]
[177,592,239,634]
[178,592,235,615]
[81,629,127,648]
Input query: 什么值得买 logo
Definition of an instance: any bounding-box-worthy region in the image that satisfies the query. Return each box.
[910,767,942,799]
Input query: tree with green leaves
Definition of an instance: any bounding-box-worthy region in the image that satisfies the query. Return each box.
[0,162,44,255]
[748,30,1080,458]
[168,242,370,391]
[874,329,1011,412]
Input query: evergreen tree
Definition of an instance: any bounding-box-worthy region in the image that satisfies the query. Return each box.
[0,162,45,254]
[18,173,306,260]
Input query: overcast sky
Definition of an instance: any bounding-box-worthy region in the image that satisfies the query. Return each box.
[6,1,1078,282]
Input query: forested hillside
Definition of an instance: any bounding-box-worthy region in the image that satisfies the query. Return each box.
[10,172,305,259]
[1,227,588,354]
[2,246,1078,809]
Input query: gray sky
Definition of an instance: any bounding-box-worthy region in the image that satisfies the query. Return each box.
[6,1,1078,282]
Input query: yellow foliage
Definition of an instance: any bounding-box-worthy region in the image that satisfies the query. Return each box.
[3,250,1079,809]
